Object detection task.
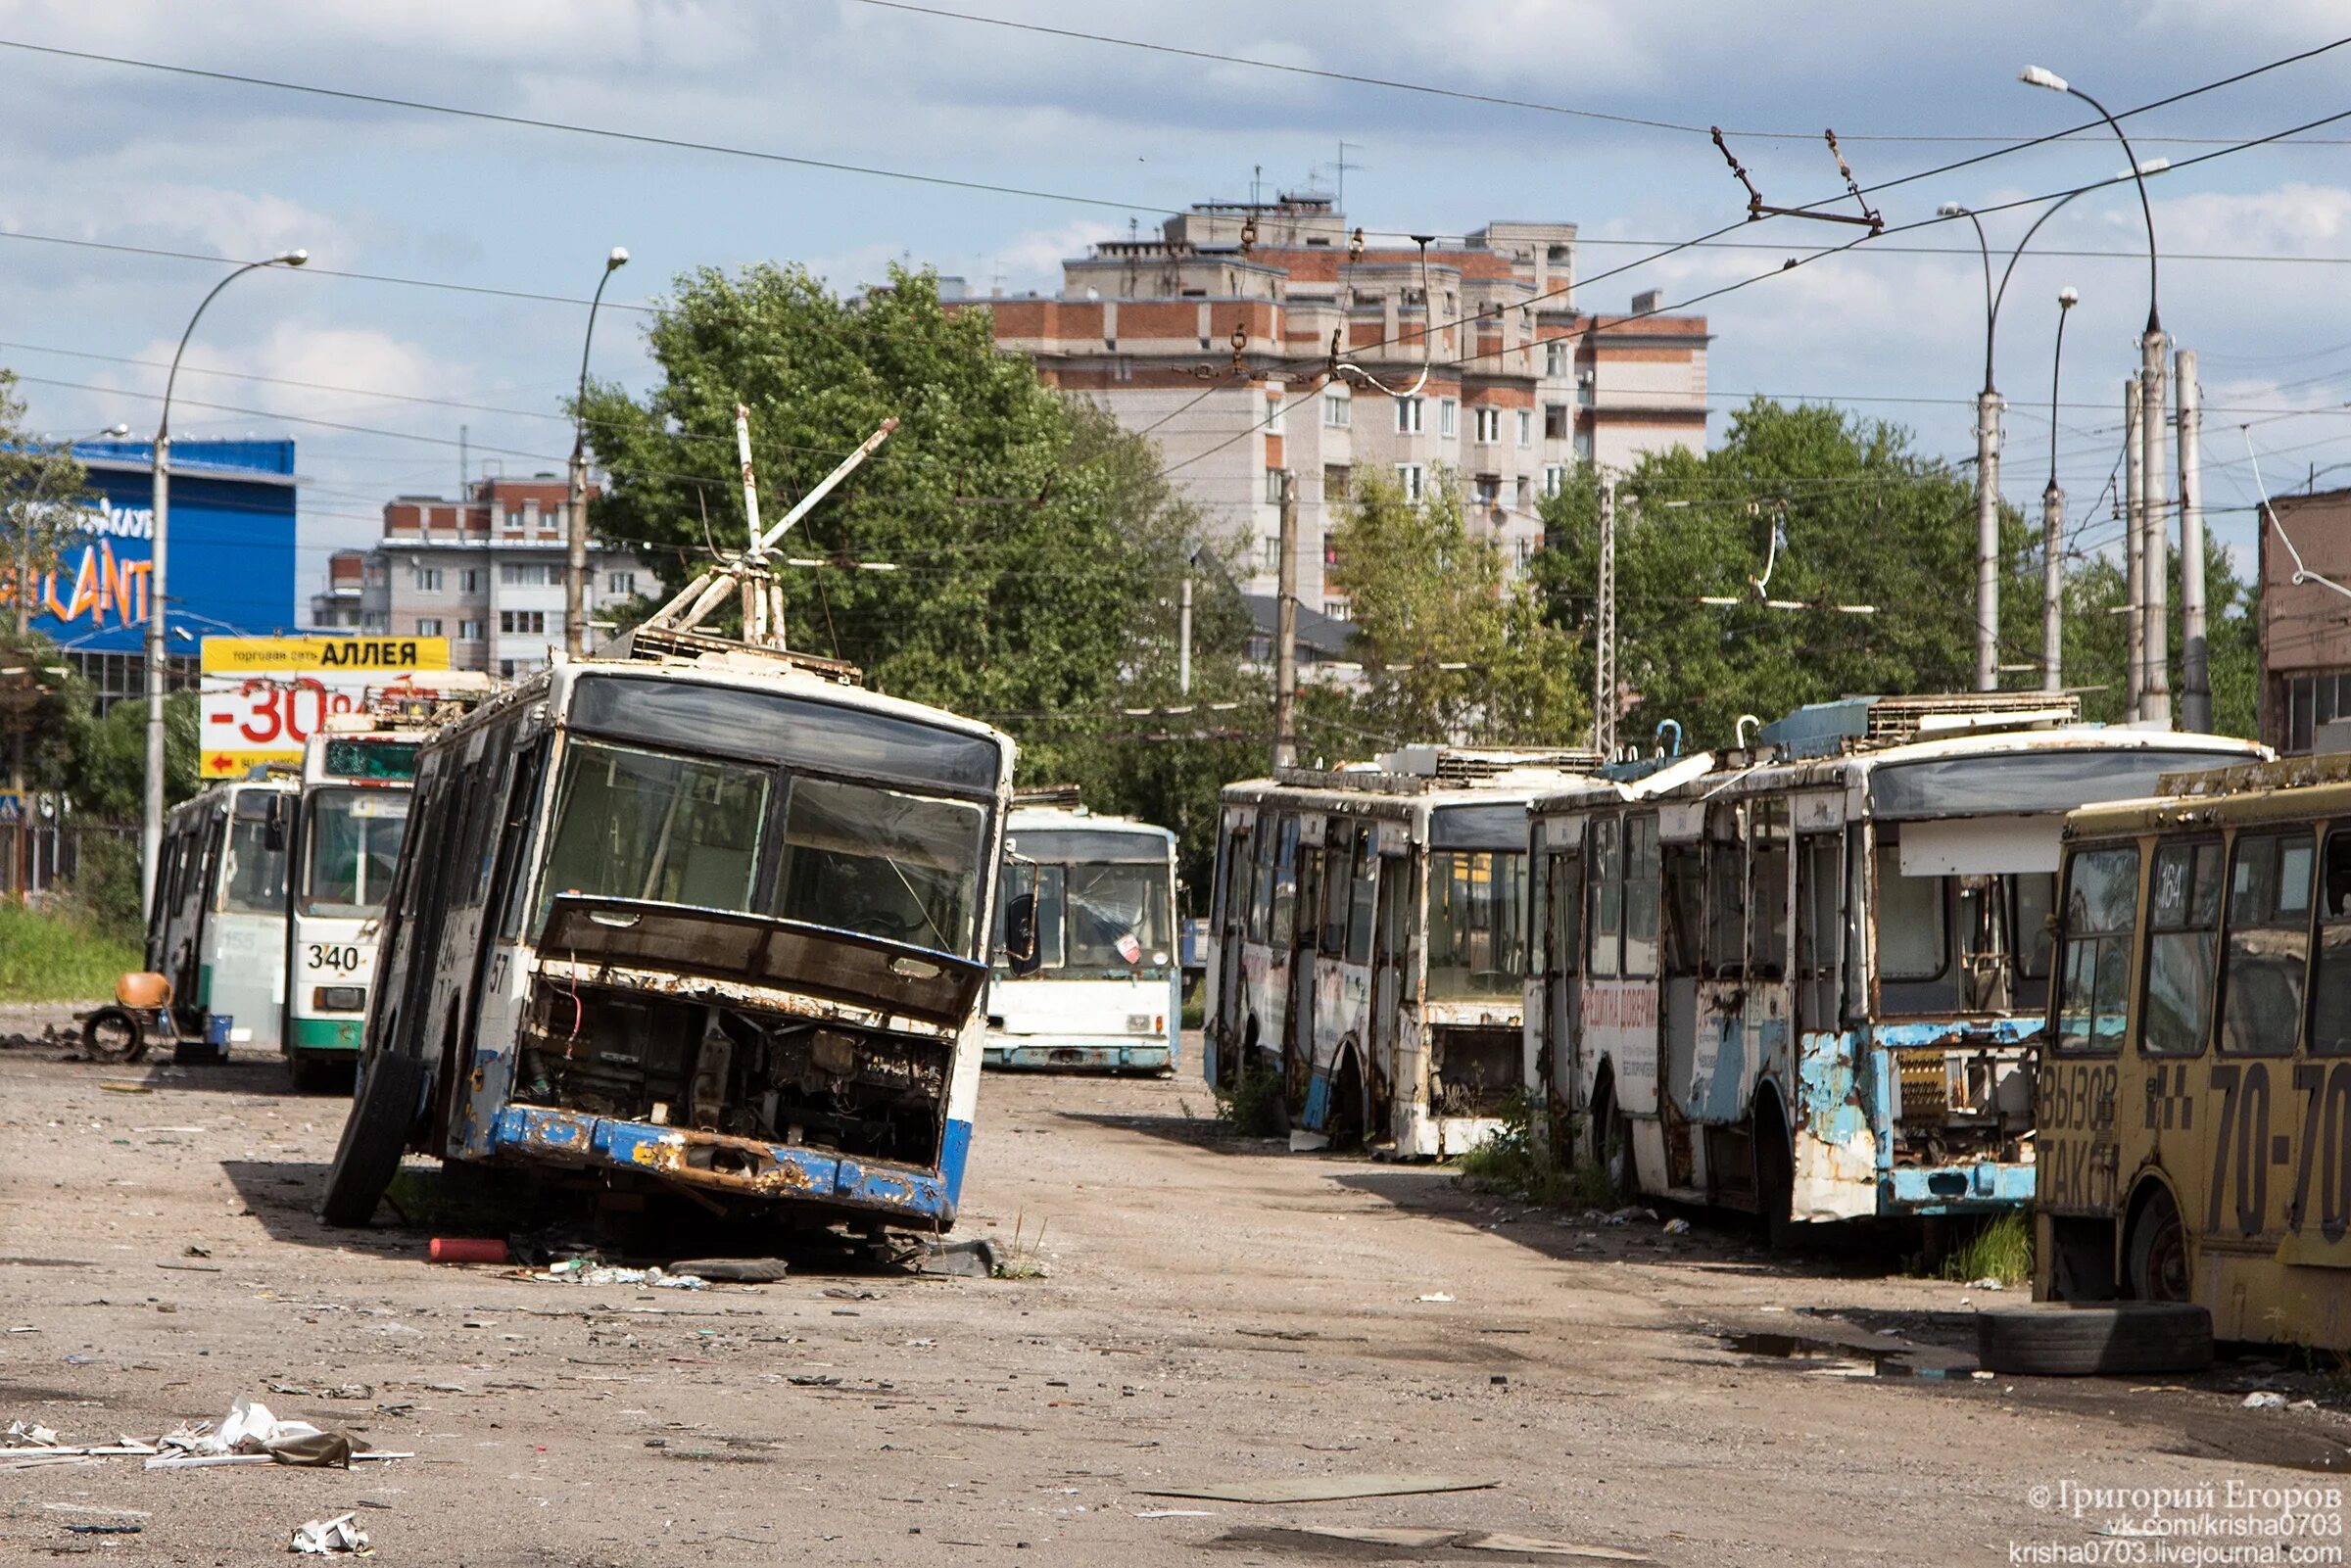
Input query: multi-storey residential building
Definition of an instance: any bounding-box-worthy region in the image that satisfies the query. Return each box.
[325,474,649,677]
[2260,486,2351,752]
[961,195,1709,611]
[311,549,364,630]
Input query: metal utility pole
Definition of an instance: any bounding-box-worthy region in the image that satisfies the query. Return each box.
[142,250,306,920]
[2123,378,2144,724]
[2177,348,2209,732]
[2042,287,2077,693]
[1177,572,1193,695]
[1271,470,1298,771]
[1594,477,1617,759]
[1974,384,2002,690]
[2140,330,2171,728]
[566,247,629,659]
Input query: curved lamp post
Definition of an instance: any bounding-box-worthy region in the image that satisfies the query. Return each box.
[565,247,629,659]
[2023,65,2172,726]
[142,250,307,921]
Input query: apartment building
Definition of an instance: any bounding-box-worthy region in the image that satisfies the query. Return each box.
[2261,487,2351,752]
[331,474,650,677]
[961,194,1709,611]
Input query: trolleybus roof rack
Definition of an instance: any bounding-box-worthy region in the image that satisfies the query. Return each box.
[1271,744,1604,796]
[1012,784,1086,809]
[2155,747,2351,799]
[614,622,865,685]
[1757,691,2082,759]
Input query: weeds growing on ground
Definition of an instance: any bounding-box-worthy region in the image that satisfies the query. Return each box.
[0,901,142,1005]
[1213,1057,1288,1138]
[1935,1212,2034,1286]
[1453,1090,1615,1208]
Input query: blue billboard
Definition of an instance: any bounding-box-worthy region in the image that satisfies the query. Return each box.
[18,440,298,656]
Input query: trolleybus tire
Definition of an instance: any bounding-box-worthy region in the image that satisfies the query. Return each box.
[1976,1302,2213,1377]
[1752,1111,1797,1253]
[2123,1186,2191,1303]
[1592,1077,1636,1204]
[321,1052,427,1228]
[80,1007,147,1064]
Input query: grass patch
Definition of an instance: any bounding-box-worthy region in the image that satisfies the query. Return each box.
[1937,1212,2034,1286]
[1213,1056,1288,1138]
[1453,1090,1615,1208]
[0,901,143,1004]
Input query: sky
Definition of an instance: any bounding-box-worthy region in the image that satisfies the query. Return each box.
[5,0,2351,618]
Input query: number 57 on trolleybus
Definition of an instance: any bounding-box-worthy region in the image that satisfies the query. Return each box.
[2037,749,2351,1348]
[318,628,1020,1237]
[1524,694,2263,1236]
[1204,746,1602,1157]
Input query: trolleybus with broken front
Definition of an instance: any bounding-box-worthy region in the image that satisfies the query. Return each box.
[985,801,1181,1073]
[2036,751,2351,1348]
[1524,694,2264,1235]
[147,775,296,1054]
[1204,747,1600,1157]
[319,629,1020,1235]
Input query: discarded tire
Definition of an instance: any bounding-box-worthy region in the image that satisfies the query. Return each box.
[1976,1302,2213,1377]
[320,1052,427,1228]
[671,1257,792,1283]
[80,1006,148,1064]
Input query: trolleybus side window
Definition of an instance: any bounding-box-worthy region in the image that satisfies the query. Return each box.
[1428,849,1526,1000]
[1588,816,1622,978]
[222,797,289,915]
[2141,838,2223,1057]
[1319,821,1354,958]
[1270,814,1300,947]
[1623,812,1660,979]
[1345,825,1378,966]
[1662,838,1703,978]
[1546,839,1581,979]
[2314,829,2351,1057]
[1248,816,1276,943]
[1750,799,1790,981]
[1704,806,1744,976]
[1874,836,1949,984]
[2055,844,2139,1054]
[2218,830,2315,1057]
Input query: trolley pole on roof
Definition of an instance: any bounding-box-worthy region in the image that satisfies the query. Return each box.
[1272,469,1298,770]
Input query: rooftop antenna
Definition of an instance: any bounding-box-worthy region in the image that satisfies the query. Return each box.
[1251,164,1262,207]
[1335,140,1362,212]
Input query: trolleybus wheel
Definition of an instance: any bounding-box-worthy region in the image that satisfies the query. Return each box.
[80,1007,147,1065]
[1591,1076,1636,1204]
[2124,1185,2191,1303]
[321,1051,427,1228]
[1752,1104,1797,1253]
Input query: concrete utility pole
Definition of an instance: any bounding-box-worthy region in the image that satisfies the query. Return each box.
[2042,287,2077,694]
[1271,470,1298,771]
[2178,348,2209,732]
[1594,477,1617,759]
[1974,385,2002,691]
[2123,378,2144,725]
[142,251,306,920]
[566,247,629,659]
[1176,572,1193,696]
[2140,329,2171,728]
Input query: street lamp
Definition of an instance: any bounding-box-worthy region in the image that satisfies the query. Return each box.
[2043,287,2079,693]
[141,249,307,921]
[565,246,629,659]
[2023,64,2171,726]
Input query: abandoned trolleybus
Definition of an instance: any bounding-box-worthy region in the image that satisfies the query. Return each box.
[986,801,1181,1073]
[2037,750,2351,1347]
[1524,694,2264,1235]
[148,776,296,1054]
[320,632,1019,1233]
[1205,747,1599,1157]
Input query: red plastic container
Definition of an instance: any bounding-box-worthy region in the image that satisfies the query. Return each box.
[428,1237,508,1264]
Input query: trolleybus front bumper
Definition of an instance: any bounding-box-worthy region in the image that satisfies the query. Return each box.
[984,1035,1173,1072]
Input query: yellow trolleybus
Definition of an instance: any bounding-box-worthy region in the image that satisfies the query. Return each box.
[2039,751,2351,1348]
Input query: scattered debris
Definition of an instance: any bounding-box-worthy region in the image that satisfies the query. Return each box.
[670,1257,791,1283]
[1140,1474,1499,1504]
[1661,1218,1692,1236]
[1135,1509,1218,1519]
[917,1239,999,1279]
[64,1523,142,1536]
[1287,1129,1330,1153]
[5,1398,414,1473]
[1416,1293,1455,1304]
[1278,1525,1651,1561]
[1966,1277,2006,1292]
[98,1080,153,1094]
[538,1260,708,1290]
[2244,1392,2289,1410]
[289,1513,372,1555]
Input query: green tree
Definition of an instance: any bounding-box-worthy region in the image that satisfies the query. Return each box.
[1534,400,2042,746]
[1327,472,1587,746]
[579,264,1193,758]
[64,692,200,821]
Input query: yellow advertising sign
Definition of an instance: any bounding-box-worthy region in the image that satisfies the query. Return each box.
[200,637,451,675]
[199,637,454,778]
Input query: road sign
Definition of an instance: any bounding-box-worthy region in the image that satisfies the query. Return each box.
[199,636,451,779]
[0,792,21,826]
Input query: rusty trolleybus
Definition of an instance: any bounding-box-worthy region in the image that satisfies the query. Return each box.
[1525,694,2262,1235]
[320,628,1019,1233]
[1205,746,1601,1157]
[2039,750,2351,1347]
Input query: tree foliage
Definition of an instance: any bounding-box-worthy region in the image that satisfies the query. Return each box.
[1327,472,1587,747]
[0,368,93,632]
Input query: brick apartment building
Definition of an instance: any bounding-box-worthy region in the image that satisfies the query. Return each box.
[315,474,650,677]
[2261,487,2351,751]
[958,194,1709,615]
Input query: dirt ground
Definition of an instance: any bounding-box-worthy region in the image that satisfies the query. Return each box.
[3,1014,2348,1566]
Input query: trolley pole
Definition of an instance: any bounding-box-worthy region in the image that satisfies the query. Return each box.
[1271,470,1298,770]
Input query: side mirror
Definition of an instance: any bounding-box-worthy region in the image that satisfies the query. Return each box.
[1004,891,1041,977]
